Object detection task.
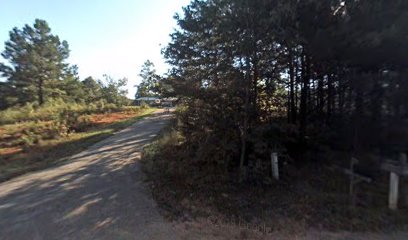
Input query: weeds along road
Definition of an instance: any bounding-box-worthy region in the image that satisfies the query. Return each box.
[0,109,177,240]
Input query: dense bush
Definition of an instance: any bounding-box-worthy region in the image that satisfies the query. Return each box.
[0,100,148,151]
[0,104,148,151]
[17,122,69,148]
[121,106,145,113]
[58,110,92,133]
[162,0,408,183]
[0,99,125,125]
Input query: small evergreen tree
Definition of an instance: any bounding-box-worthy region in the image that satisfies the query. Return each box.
[135,60,161,98]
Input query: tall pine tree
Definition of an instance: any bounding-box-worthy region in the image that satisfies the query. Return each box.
[0,19,70,106]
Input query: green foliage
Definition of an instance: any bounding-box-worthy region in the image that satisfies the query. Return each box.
[139,102,149,109]
[0,98,124,125]
[17,121,69,148]
[0,106,155,182]
[81,76,103,103]
[121,106,145,113]
[142,123,187,179]
[58,109,92,133]
[0,20,132,110]
[100,75,129,107]
[0,19,71,106]
[135,60,162,99]
[163,0,408,181]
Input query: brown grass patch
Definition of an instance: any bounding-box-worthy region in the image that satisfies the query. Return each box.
[0,108,155,181]
[142,126,408,235]
[89,112,139,125]
[0,147,22,156]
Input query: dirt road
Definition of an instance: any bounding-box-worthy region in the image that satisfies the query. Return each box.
[2,109,407,240]
[0,110,177,240]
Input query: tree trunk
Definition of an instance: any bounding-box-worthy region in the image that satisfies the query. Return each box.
[252,58,259,119]
[327,73,334,120]
[318,76,324,117]
[338,75,345,117]
[239,57,251,182]
[239,123,248,182]
[38,79,44,105]
[300,52,310,139]
[289,50,297,124]
[370,72,382,122]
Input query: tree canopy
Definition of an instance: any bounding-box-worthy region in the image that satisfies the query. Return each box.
[164,0,408,179]
[135,60,161,99]
[0,19,131,109]
[0,19,71,106]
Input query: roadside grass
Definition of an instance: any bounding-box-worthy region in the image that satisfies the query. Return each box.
[141,121,408,236]
[0,108,156,182]
[0,99,125,125]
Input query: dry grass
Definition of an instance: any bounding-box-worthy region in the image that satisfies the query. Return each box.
[142,124,408,238]
[89,112,142,125]
[0,147,22,156]
[0,108,156,181]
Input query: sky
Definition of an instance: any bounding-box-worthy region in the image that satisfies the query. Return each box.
[0,0,191,99]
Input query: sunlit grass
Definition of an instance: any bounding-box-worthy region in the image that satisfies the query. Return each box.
[0,108,156,181]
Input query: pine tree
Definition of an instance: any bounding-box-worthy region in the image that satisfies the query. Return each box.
[0,19,70,105]
[82,76,103,103]
[135,60,161,98]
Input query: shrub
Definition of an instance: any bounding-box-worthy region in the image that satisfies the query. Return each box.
[104,103,118,113]
[15,121,69,148]
[42,121,69,139]
[140,102,149,109]
[0,98,128,125]
[58,109,92,133]
[20,130,40,147]
[122,106,142,114]
[0,103,36,124]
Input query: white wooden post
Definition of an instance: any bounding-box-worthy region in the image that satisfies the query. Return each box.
[400,153,408,207]
[389,172,399,210]
[271,152,279,180]
[381,153,408,210]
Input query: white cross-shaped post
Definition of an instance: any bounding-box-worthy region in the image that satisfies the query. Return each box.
[381,153,408,210]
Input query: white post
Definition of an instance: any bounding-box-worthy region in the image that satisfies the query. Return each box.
[389,172,399,210]
[271,152,279,180]
[400,153,407,207]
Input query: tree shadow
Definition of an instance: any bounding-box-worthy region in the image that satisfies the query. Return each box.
[0,132,113,182]
[0,112,175,239]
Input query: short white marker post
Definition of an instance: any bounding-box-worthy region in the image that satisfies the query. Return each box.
[271,152,279,180]
[389,172,399,210]
[381,153,408,210]
[400,153,408,206]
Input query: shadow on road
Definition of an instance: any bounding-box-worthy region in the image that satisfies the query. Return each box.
[0,112,176,240]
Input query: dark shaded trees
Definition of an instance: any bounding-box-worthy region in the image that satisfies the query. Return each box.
[164,0,408,179]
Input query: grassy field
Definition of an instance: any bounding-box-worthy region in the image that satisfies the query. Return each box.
[0,107,156,182]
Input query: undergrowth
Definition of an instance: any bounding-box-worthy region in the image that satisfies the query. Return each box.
[142,119,408,233]
[0,107,155,181]
[0,98,142,125]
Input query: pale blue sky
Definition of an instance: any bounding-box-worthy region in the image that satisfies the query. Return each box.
[0,0,191,98]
